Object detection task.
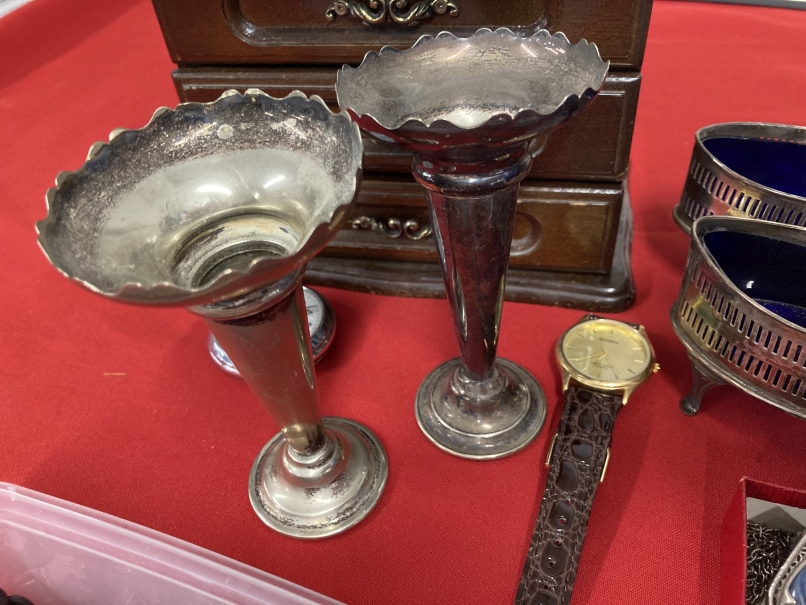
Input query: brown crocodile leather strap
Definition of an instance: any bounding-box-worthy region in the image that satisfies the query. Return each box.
[514,385,623,605]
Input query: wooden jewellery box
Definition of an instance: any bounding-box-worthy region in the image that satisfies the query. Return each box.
[151,0,653,310]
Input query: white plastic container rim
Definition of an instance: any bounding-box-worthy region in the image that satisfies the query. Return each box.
[0,483,343,605]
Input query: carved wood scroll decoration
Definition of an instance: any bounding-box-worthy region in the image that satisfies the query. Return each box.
[326,0,459,26]
[350,216,434,240]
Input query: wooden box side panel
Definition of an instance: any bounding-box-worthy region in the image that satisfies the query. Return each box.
[173,68,641,182]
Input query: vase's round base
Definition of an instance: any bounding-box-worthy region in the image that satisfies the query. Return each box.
[249,417,388,539]
[208,286,335,376]
[415,358,546,460]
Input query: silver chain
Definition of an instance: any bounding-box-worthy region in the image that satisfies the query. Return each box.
[746,521,799,605]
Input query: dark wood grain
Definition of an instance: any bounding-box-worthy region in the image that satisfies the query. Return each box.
[151,0,653,70]
[173,69,641,182]
[323,177,623,274]
[305,184,635,310]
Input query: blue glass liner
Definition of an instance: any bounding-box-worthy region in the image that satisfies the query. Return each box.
[704,230,806,329]
[704,137,806,199]
[791,563,806,605]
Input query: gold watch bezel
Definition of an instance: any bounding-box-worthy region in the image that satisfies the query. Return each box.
[555,314,658,404]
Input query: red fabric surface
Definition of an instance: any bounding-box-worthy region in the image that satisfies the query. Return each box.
[2,2,806,604]
[721,479,750,605]
[721,479,806,605]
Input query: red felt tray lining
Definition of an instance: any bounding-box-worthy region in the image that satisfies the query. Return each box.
[721,478,806,605]
[1,1,806,604]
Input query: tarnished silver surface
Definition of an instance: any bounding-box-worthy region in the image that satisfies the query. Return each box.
[37,89,361,308]
[671,216,806,420]
[337,28,607,139]
[415,358,546,459]
[337,28,607,459]
[208,286,336,376]
[36,89,387,538]
[249,416,387,539]
[674,123,806,235]
[769,531,806,605]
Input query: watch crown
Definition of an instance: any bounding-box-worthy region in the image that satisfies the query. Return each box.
[653,363,661,374]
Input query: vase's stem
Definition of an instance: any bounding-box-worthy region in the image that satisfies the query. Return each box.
[192,270,387,537]
[414,147,534,383]
[197,273,326,457]
[426,185,518,381]
[412,148,547,459]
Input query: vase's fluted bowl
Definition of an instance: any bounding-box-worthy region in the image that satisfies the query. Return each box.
[336,28,608,154]
[36,90,363,307]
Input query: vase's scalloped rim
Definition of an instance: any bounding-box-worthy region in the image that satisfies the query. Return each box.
[337,27,609,132]
[35,88,362,307]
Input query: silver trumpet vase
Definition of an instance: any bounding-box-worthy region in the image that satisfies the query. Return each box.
[36,89,387,538]
[337,28,609,459]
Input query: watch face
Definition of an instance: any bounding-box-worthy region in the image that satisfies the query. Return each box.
[303,287,325,336]
[561,318,652,384]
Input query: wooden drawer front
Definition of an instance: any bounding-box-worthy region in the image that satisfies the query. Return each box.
[323,177,623,274]
[174,69,640,182]
[152,0,652,70]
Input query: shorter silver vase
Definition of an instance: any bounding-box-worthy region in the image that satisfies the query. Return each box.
[36,89,387,538]
[208,286,335,376]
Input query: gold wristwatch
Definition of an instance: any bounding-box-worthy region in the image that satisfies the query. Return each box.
[515,315,658,605]
[556,314,659,404]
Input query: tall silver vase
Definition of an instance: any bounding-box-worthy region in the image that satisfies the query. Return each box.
[337,28,609,459]
[36,90,387,538]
